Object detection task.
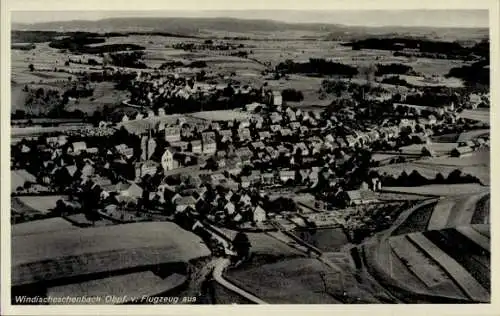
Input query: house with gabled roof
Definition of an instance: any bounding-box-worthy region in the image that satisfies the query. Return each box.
[219,129,233,143]
[70,141,87,154]
[294,142,310,156]
[238,128,252,141]
[270,125,282,133]
[175,196,197,213]
[343,190,378,206]
[253,205,267,222]
[250,141,265,151]
[258,131,271,141]
[261,172,275,185]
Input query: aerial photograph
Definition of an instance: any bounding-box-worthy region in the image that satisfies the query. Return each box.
[9,9,490,305]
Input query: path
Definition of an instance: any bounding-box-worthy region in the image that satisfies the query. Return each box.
[212,258,268,304]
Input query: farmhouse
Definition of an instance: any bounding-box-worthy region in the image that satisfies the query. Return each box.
[343,189,378,206]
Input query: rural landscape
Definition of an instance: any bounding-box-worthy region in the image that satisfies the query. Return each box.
[9,10,490,305]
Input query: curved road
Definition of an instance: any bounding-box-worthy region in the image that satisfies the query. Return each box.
[212,258,268,304]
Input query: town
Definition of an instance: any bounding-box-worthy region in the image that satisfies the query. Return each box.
[10,12,490,305]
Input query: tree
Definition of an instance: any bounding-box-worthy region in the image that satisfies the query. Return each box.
[29,64,34,72]
[447,169,463,183]
[233,232,251,259]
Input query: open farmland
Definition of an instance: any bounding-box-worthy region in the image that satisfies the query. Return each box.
[218,228,303,257]
[412,149,490,185]
[65,82,130,114]
[15,195,66,214]
[265,74,332,107]
[398,143,458,155]
[292,227,349,252]
[415,149,489,168]
[9,14,491,305]
[12,222,210,287]
[47,271,186,303]
[388,192,489,237]
[381,184,488,197]
[225,257,342,303]
[188,110,253,122]
[12,217,78,237]
[459,109,490,124]
[457,129,490,142]
[399,74,463,87]
[373,162,458,179]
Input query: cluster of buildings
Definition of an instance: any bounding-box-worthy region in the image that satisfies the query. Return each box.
[11,67,491,228]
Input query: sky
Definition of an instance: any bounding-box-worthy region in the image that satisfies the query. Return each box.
[11,10,489,28]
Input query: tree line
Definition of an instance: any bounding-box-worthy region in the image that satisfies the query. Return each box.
[275,58,358,77]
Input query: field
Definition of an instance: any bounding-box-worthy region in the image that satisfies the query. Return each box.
[459,109,490,124]
[373,162,458,179]
[415,149,489,168]
[431,133,460,143]
[65,82,130,114]
[210,281,253,304]
[375,192,433,201]
[373,147,489,185]
[10,32,475,117]
[12,217,77,236]
[382,184,489,197]
[413,149,490,185]
[47,271,186,303]
[15,195,66,214]
[399,74,463,87]
[118,114,182,134]
[265,74,332,107]
[64,213,116,227]
[398,142,458,155]
[225,257,341,303]
[389,192,489,237]
[457,129,490,142]
[11,125,93,137]
[188,110,254,122]
[363,187,491,302]
[219,228,303,257]
[12,222,211,286]
[292,227,349,252]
